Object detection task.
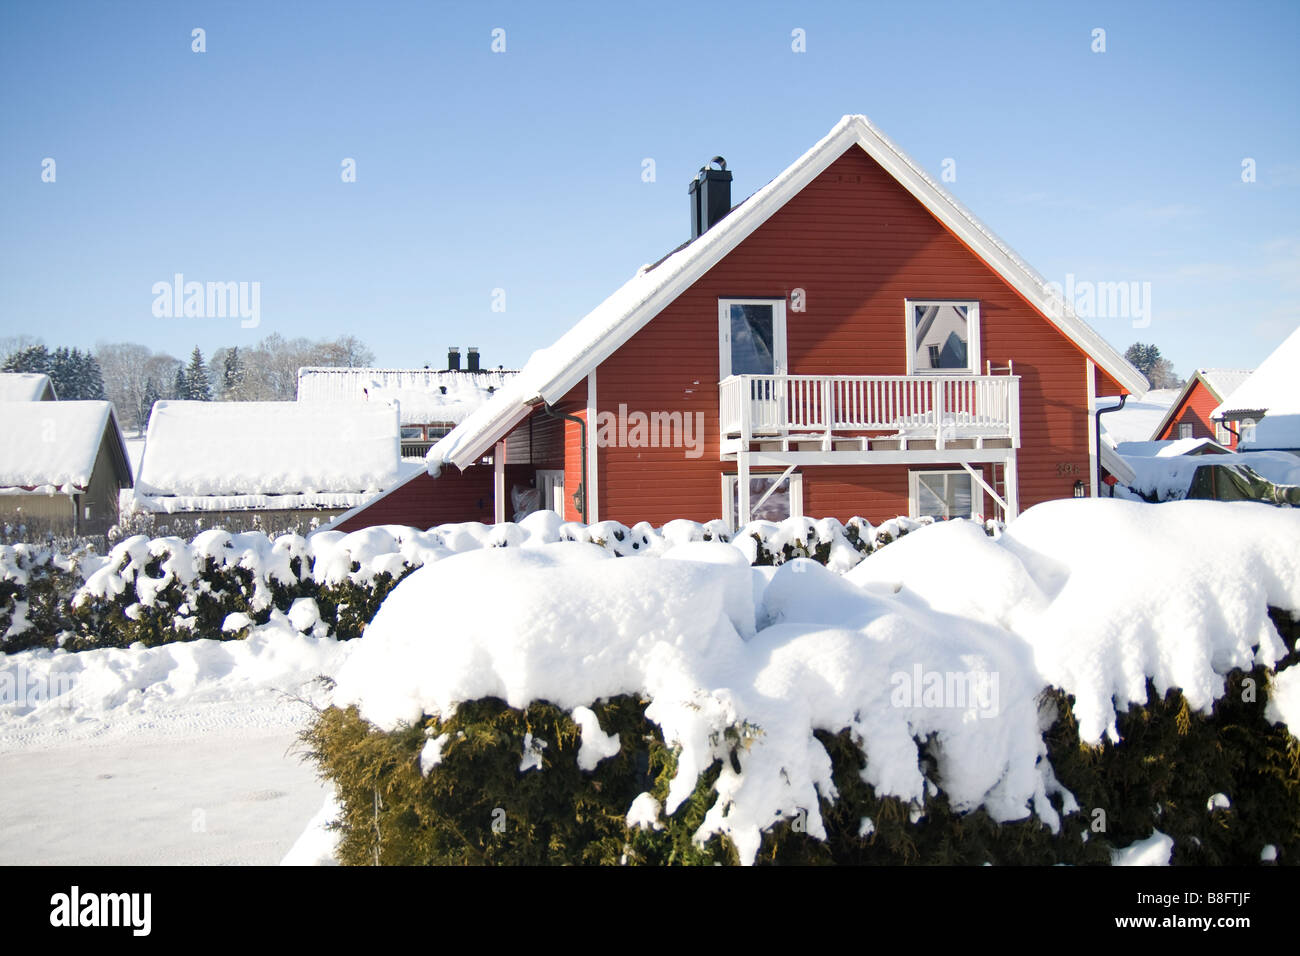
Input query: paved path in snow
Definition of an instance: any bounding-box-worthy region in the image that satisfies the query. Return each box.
[0,704,329,865]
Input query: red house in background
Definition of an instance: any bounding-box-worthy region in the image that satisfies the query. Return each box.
[329,115,1149,534]
[1151,368,1252,449]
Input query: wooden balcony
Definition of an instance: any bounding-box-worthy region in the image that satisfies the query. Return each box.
[719,373,1020,464]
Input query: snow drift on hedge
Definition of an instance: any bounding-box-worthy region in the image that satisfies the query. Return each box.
[848,499,1300,743]
[327,498,1300,864]
[329,542,1063,864]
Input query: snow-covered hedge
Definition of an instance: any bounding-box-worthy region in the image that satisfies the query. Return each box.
[298,499,1300,866]
[3,511,942,653]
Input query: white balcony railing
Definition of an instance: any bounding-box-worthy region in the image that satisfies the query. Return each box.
[719,374,1021,450]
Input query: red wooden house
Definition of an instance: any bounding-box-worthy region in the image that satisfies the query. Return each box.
[1150,369,1252,449]
[330,115,1148,534]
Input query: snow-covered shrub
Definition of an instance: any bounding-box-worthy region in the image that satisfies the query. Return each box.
[0,544,94,653]
[296,499,1300,865]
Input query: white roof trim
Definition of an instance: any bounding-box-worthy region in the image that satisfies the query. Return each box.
[432,114,1148,471]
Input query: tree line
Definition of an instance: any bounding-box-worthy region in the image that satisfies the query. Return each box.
[0,334,374,433]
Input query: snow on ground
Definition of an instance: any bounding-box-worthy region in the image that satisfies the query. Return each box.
[0,616,351,864]
[1099,389,1180,444]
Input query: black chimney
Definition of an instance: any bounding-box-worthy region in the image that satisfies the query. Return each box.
[689,156,732,239]
[447,346,461,371]
[467,347,480,372]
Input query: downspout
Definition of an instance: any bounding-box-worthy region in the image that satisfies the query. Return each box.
[539,402,588,523]
[1095,395,1128,496]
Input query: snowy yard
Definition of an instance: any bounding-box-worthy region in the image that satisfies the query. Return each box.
[1,499,1297,865]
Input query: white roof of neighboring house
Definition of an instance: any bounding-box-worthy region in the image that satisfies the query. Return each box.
[0,401,128,492]
[1243,413,1300,451]
[1116,438,1228,459]
[297,367,517,427]
[430,114,1149,471]
[1212,325,1300,420]
[1098,389,1180,445]
[134,401,401,510]
[0,372,56,402]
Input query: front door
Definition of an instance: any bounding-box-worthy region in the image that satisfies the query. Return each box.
[719,299,787,433]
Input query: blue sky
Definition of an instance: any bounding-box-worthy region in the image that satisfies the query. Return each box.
[1,0,1297,377]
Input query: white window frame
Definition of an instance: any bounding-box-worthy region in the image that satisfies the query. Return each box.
[536,469,565,515]
[1178,422,1194,440]
[909,469,979,521]
[722,471,803,531]
[718,298,788,380]
[1215,421,1232,446]
[904,299,981,375]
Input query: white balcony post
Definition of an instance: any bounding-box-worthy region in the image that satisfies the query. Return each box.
[932,378,945,450]
[822,377,834,447]
[740,378,753,444]
[1009,377,1021,449]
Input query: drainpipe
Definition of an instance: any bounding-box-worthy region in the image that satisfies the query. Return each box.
[1095,395,1128,495]
[538,402,587,523]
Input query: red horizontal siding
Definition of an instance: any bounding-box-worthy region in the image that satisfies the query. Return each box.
[594,146,1098,525]
[1156,379,1234,447]
[333,467,494,532]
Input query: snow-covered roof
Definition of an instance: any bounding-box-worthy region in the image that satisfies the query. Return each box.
[0,372,56,402]
[431,114,1149,471]
[1148,368,1252,440]
[1098,436,1136,485]
[1116,438,1228,459]
[1098,389,1179,445]
[297,367,517,427]
[135,401,401,505]
[1212,326,1300,420]
[1243,413,1300,451]
[0,400,129,492]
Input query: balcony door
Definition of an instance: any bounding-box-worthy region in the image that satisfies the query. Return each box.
[719,299,787,433]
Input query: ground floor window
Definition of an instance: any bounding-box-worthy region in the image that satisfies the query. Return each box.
[723,471,803,530]
[909,470,975,520]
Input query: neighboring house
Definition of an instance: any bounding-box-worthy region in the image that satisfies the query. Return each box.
[329,115,1148,534]
[1150,369,1253,448]
[296,352,517,459]
[1212,325,1300,452]
[0,372,57,402]
[0,401,132,536]
[131,400,405,529]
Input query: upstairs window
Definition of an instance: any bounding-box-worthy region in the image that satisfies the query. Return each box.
[905,300,980,374]
[1178,422,1194,440]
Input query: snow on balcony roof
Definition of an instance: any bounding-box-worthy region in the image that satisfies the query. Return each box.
[430,114,1149,471]
[0,400,120,492]
[297,367,517,427]
[0,372,56,402]
[136,400,400,500]
[1213,325,1300,420]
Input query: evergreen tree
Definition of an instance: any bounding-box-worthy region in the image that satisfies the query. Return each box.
[183,347,211,400]
[1,344,52,377]
[221,346,246,400]
[172,366,188,401]
[141,378,162,424]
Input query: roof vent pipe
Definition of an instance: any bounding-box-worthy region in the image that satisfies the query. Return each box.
[467,347,480,372]
[447,347,461,371]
